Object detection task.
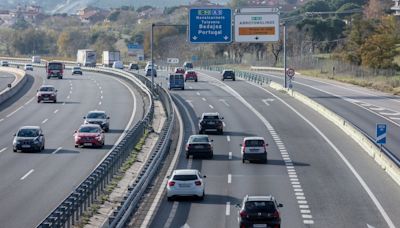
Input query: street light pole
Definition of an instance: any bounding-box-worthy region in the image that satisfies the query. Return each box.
[150,23,154,91]
[283,23,287,88]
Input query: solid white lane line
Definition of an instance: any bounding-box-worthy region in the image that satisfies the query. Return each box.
[228,174,232,184]
[226,202,230,216]
[99,101,102,105]
[379,112,400,116]
[101,90,103,94]
[390,117,400,120]
[6,106,23,117]
[42,119,48,124]
[52,147,62,154]
[54,109,59,114]
[0,118,4,122]
[0,148,7,153]
[101,96,103,99]
[24,97,35,105]
[229,152,232,160]
[62,102,65,105]
[196,92,200,96]
[20,169,34,180]
[209,104,214,109]
[370,107,385,111]
[227,136,231,142]
[202,97,207,101]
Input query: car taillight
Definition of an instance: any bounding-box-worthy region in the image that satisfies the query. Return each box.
[239,210,247,218]
[195,180,202,186]
[168,181,175,187]
[273,210,280,219]
[207,144,212,149]
[242,143,246,153]
[186,144,192,150]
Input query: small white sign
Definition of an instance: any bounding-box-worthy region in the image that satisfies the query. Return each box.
[234,14,280,43]
[167,58,179,64]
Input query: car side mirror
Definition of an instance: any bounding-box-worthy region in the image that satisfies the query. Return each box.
[266,143,269,146]
[278,203,283,207]
[74,130,77,133]
[83,117,86,119]
[102,130,105,133]
[13,133,16,136]
[165,77,168,80]
[210,139,214,142]
[36,90,39,92]
[107,117,110,119]
[55,90,58,92]
[40,134,44,137]
[202,175,207,178]
[221,117,224,120]
[166,175,170,179]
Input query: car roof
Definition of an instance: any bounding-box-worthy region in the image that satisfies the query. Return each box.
[243,136,265,141]
[223,69,234,72]
[172,169,199,175]
[189,135,208,139]
[20,126,40,130]
[80,124,101,128]
[88,110,106,114]
[40,85,55,88]
[202,112,219,116]
[246,195,275,202]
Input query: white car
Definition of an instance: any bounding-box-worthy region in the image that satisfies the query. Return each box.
[241,136,268,163]
[166,169,206,201]
[24,64,33,71]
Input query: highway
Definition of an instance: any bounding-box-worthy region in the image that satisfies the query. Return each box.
[0,67,146,227]
[0,71,15,92]
[249,70,400,164]
[148,70,400,228]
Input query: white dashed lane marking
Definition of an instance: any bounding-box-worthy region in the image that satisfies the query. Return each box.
[0,148,7,153]
[99,101,102,105]
[0,119,4,122]
[228,152,232,160]
[42,119,48,124]
[227,174,232,184]
[202,97,207,101]
[6,106,23,117]
[196,92,200,96]
[225,202,230,216]
[227,136,230,142]
[52,147,62,154]
[20,169,34,180]
[54,109,59,114]
[209,104,214,109]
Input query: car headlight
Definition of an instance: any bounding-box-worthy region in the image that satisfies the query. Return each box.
[33,139,40,144]
[95,135,102,140]
[84,120,89,124]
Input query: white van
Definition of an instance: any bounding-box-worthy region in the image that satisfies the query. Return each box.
[112,61,124,69]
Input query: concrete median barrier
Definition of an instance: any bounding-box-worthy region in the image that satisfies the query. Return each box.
[270,81,400,186]
[0,67,27,105]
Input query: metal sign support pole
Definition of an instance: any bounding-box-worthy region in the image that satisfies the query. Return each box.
[283,23,287,88]
[151,23,154,91]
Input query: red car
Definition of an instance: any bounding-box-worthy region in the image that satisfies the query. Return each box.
[37,85,57,103]
[175,67,185,74]
[184,70,198,82]
[74,124,105,148]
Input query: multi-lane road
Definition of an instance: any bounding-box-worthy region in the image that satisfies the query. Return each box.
[0,67,145,227]
[148,69,400,228]
[0,71,15,92]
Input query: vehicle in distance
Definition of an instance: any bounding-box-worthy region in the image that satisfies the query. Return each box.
[199,112,224,135]
[72,66,82,75]
[13,126,45,152]
[183,61,193,69]
[74,124,105,148]
[24,64,33,71]
[185,135,213,159]
[146,68,157,77]
[83,110,110,132]
[112,61,124,69]
[145,62,156,71]
[46,61,64,79]
[241,137,268,163]
[166,169,206,201]
[222,69,235,81]
[175,67,185,74]
[37,85,57,103]
[129,63,139,70]
[0,60,9,67]
[102,51,120,67]
[32,55,41,63]
[77,49,97,67]
[236,195,283,228]
[168,73,184,90]
[184,70,198,82]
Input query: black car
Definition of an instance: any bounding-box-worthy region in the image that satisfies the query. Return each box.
[222,69,235,81]
[129,63,139,70]
[13,126,45,152]
[199,112,224,135]
[236,195,283,228]
[185,135,213,159]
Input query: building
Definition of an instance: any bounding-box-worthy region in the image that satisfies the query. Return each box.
[392,0,400,15]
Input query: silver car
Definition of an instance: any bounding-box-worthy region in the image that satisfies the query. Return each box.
[13,126,45,152]
[83,110,110,132]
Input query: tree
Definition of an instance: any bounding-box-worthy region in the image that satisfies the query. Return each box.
[302,0,332,13]
[364,0,386,19]
[268,41,283,66]
[57,29,89,57]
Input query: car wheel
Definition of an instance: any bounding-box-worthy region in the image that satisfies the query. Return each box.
[233,78,236,81]
[53,99,57,103]
[219,129,223,135]
[74,144,78,148]
[264,158,268,164]
[199,191,205,200]
[182,87,185,90]
[242,158,245,163]
[47,77,50,79]
[222,78,224,81]
[13,148,17,152]
[209,153,213,159]
[105,127,109,132]
[37,99,40,103]
[186,153,189,159]
[195,79,198,82]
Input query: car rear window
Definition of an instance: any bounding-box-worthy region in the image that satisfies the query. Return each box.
[79,126,100,133]
[245,140,265,147]
[40,87,54,92]
[203,115,219,120]
[173,174,198,181]
[87,113,106,119]
[18,129,39,137]
[223,71,234,76]
[245,201,276,213]
[191,137,209,143]
[185,63,193,68]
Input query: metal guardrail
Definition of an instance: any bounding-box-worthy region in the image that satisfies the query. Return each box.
[200,65,400,169]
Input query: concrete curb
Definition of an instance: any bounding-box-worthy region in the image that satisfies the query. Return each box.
[269,81,400,186]
[0,67,27,105]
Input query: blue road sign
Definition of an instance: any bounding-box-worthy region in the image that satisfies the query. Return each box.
[376,123,387,144]
[189,8,232,43]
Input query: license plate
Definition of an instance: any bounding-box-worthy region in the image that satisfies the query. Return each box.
[250,149,260,152]
[194,145,203,149]
[253,225,267,228]
[179,184,191,188]
[43,97,49,100]
[208,121,215,124]
[84,143,92,146]
[22,145,31,148]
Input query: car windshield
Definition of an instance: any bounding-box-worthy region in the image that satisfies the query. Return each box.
[245,201,276,213]
[73,67,80,70]
[48,63,62,70]
[79,126,100,133]
[87,113,106,119]
[191,137,209,143]
[173,174,198,181]
[185,63,193,68]
[245,140,265,147]
[223,71,234,76]
[26,64,32,67]
[17,129,39,137]
[203,115,219,120]
[39,87,54,92]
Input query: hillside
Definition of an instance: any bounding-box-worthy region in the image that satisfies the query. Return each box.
[0,0,229,14]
